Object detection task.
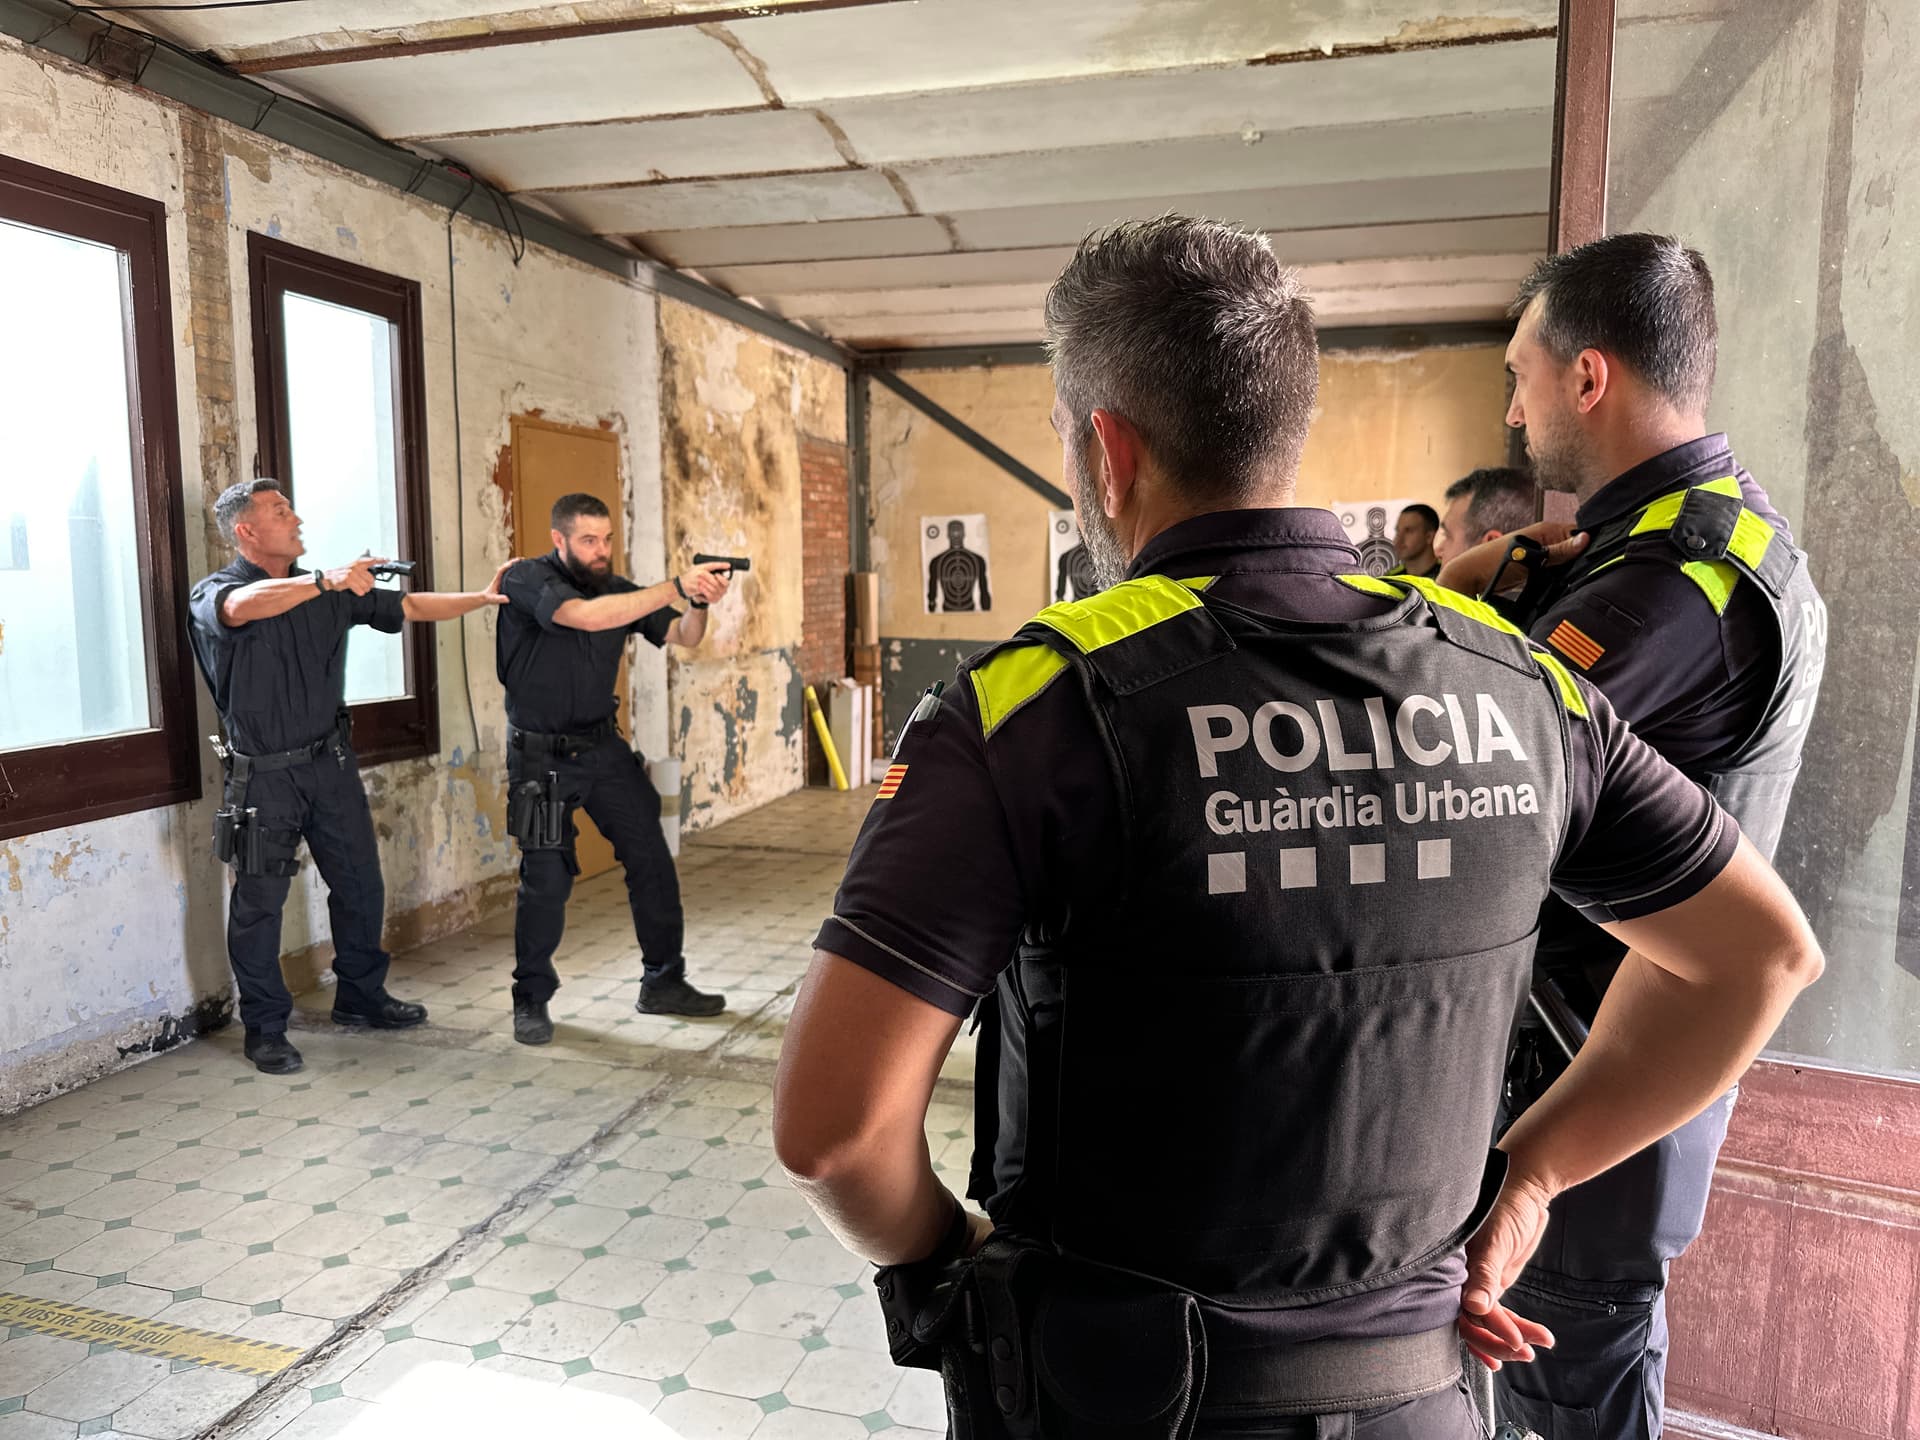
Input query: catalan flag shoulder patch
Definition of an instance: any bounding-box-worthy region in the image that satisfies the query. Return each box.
[876,763,908,799]
[1548,619,1606,670]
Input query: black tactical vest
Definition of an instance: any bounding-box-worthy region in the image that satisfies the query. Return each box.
[966,573,1585,1310]
[1527,476,1825,861]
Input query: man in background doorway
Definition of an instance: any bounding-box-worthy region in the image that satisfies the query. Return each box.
[1435,467,1538,568]
[1387,503,1441,578]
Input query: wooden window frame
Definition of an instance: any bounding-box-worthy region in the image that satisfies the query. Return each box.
[247,233,437,767]
[0,154,199,841]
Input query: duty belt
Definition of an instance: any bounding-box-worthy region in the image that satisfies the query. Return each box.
[1200,1324,1461,1418]
[509,720,618,758]
[215,716,347,780]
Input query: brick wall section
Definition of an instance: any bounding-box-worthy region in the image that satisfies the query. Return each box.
[798,436,851,689]
[178,112,238,562]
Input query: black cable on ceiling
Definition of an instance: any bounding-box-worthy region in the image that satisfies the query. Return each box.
[72,2,321,13]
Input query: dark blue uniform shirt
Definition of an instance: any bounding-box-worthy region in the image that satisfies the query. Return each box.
[495,551,677,734]
[1522,435,1786,991]
[815,507,1738,1347]
[187,558,404,755]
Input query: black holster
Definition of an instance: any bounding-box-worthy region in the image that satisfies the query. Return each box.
[877,1236,1208,1440]
[508,770,568,851]
[214,753,300,876]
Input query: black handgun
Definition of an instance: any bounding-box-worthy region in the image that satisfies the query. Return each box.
[693,552,751,573]
[368,560,416,581]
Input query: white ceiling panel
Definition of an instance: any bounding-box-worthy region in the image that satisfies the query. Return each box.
[536,168,910,232]
[729,0,1555,104]
[942,171,1551,252]
[273,28,766,139]
[641,215,957,268]
[703,249,1080,295]
[769,282,1054,319]
[897,113,1549,216]
[822,40,1555,166]
[828,308,1048,343]
[438,110,848,191]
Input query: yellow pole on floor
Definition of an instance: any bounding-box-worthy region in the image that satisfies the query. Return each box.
[804,684,850,790]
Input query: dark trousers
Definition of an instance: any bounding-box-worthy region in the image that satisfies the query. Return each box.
[226,748,391,1032]
[1495,1075,1736,1440]
[1199,1379,1484,1438]
[511,738,685,1003]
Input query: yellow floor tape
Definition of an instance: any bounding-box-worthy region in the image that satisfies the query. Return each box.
[0,1291,303,1376]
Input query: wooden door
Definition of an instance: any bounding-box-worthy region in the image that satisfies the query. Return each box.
[510,416,626,880]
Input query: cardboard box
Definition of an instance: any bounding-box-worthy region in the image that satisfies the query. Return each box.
[851,572,880,647]
[827,679,873,788]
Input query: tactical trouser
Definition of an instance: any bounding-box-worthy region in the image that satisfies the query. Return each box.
[878,1237,1474,1440]
[507,728,685,1004]
[1496,1027,1736,1440]
[216,722,393,1032]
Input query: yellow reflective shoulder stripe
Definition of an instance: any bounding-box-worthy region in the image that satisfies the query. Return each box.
[1339,573,1588,720]
[1629,477,1774,566]
[1336,573,1402,598]
[1032,573,1204,653]
[1528,648,1590,719]
[1379,572,1530,640]
[1588,554,1626,577]
[1680,559,1740,616]
[1728,507,1776,570]
[970,644,1069,739]
[1179,576,1219,594]
[1629,489,1690,536]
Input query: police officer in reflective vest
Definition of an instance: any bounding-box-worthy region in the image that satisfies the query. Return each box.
[770,218,1823,1439]
[1441,233,1827,1440]
[494,493,734,1044]
[187,479,511,1075]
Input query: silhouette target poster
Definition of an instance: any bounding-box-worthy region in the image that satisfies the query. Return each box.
[1049,509,1100,602]
[922,514,993,613]
[1334,498,1426,577]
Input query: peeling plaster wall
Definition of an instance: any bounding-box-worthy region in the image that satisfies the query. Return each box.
[656,298,844,830]
[1298,344,1512,510]
[0,35,661,1112]
[866,352,1510,744]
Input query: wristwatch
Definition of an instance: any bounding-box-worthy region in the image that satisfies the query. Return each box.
[313,570,327,593]
[673,576,709,610]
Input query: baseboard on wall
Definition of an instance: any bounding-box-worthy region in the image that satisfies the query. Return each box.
[1665,1409,1780,1439]
[281,872,519,995]
[0,991,232,1118]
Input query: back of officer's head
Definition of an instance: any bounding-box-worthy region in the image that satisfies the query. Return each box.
[1446,468,1536,539]
[1510,233,1717,416]
[1044,216,1318,506]
[215,478,285,548]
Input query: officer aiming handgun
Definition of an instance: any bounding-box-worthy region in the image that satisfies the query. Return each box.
[493,496,741,1045]
[186,478,512,1076]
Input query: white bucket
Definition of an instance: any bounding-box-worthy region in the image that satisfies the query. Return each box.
[649,756,682,858]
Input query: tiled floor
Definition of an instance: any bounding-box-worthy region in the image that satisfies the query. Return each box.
[0,786,973,1440]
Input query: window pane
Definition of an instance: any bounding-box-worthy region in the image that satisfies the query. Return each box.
[1609,0,1920,1078]
[281,291,406,705]
[0,219,149,752]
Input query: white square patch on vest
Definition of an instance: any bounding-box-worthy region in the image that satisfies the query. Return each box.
[1417,838,1453,880]
[1349,843,1386,885]
[1280,848,1317,890]
[1207,852,1246,895]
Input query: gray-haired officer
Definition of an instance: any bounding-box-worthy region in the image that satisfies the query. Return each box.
[187,478,510,1075]
[768,217,1823,1439]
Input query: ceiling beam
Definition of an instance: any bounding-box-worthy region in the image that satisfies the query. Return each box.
[227,0,923,75]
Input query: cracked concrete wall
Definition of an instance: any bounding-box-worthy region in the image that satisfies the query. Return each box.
[0,35,662,1112]
[1612,0,1920,1078]
[656,298,843,831]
